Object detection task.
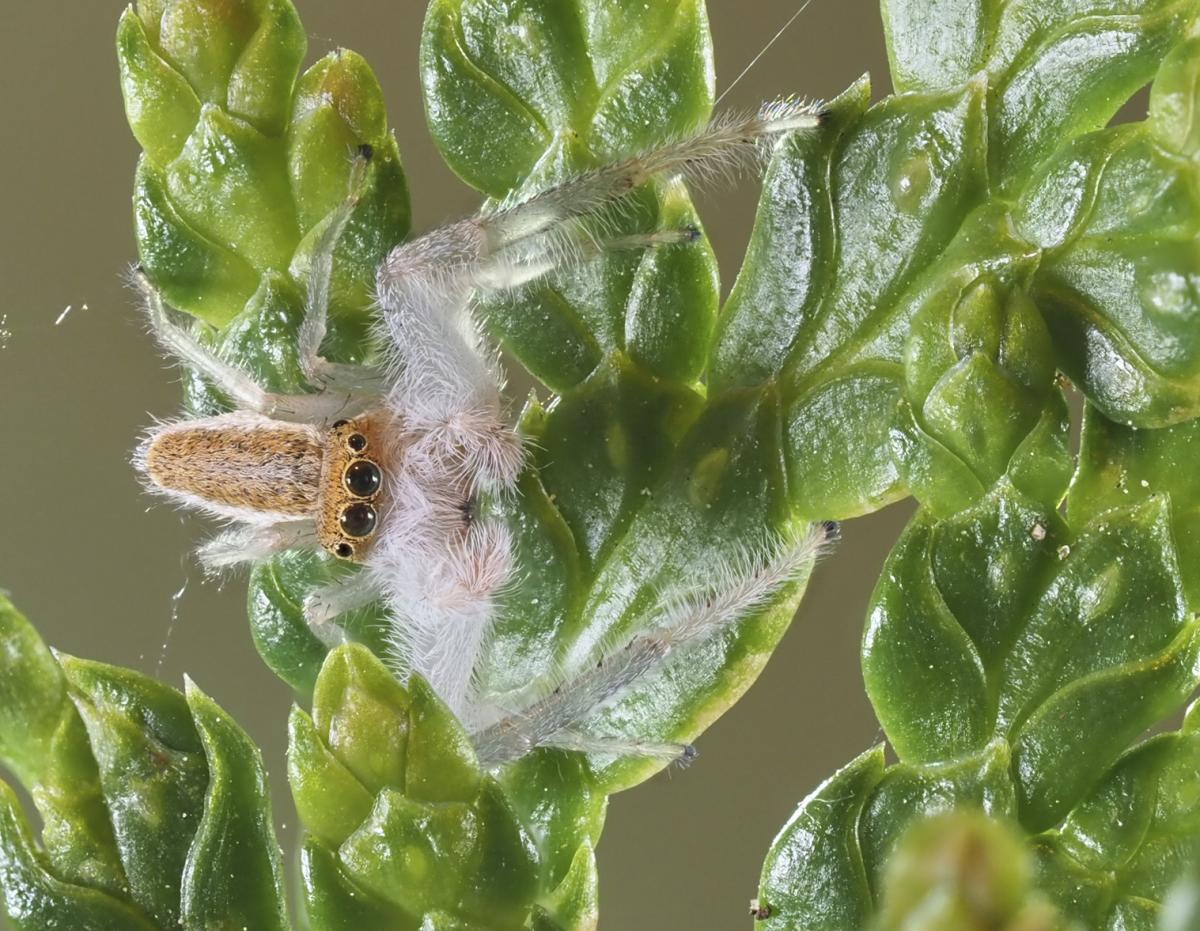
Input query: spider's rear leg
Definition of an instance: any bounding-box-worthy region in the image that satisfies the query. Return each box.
[471,523,833,766]
[472,225,702,293]
[540,731,697,764]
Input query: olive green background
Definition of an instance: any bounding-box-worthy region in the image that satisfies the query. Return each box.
[0,1,908,927]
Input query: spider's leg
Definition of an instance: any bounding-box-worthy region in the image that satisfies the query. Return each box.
[481,98,825,250]
[196,520,318,571]
[298,146,385,397]
[377,97,824,302]
[539,730,696,764]
[377,517,514,725]
[471,523,832,766]
[135,270,373,424]
[473,225,702,293]
[303,570,385,648]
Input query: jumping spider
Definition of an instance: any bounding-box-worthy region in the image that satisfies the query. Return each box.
[135,99,833,764]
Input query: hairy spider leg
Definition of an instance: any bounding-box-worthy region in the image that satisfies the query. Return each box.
[302,569,387,647]
[135,149,386,425]
[373,101,823,491]
[539,731,696,763]
[376,98,825,311]
[297,146,388,397]
[471,523,833,764]
[484,99,825,247]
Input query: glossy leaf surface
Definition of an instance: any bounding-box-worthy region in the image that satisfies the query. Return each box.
[0,597,289,930]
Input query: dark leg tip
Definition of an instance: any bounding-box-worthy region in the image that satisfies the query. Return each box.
[356,143,374,161]
[822,520,842,541]
[683,225,703,242]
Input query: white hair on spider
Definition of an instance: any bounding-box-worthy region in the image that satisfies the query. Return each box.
[132,100,830,763]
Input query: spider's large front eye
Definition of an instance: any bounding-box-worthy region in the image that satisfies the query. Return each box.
[339,502,377,538]
[344,459,382,497]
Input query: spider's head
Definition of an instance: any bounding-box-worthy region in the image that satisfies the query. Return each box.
[316,414,390,563]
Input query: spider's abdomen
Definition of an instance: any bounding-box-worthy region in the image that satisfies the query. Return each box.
[140,414,323,519]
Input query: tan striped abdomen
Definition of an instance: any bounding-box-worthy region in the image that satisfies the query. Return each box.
[143,417,324,517]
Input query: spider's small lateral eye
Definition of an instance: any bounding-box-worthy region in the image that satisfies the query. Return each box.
[344,459,382,497]
[346,433,368,453]
[332,419,349,429]
[339,502,377,538]
[334,542,354,559]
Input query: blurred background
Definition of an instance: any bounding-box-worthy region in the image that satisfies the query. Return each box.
[0,1,908,927]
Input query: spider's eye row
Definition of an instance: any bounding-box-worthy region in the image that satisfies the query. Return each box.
[335,541,354,559]
[344,459,382,497]
[339,502,377,538]
[347,433,368,453]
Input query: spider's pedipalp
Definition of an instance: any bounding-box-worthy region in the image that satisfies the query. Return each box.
[303,570,384,647]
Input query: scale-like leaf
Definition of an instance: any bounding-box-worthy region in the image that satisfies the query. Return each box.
[1017,38,1200,427]
[0,600,289,930]
[882,0,1199,186]
[290,645,601,929]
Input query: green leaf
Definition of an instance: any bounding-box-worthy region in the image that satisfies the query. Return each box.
[881,0,1199,186]
[0,782,157,931]
[119,0,410,329]
[421,0,717,390]
[291,646,596,929]
[756,746,885,931]
[875,812,1071,931]
[858,740,1018,892]
[309,644,413,797]
[865,484,1200,828]
[182,678,289,931]
[0,599,126,897]
[1017,41,1200,428]
[0,597,297,930]
[287,705,374,850]
[59,656,208,929]
[301,838,416,931]
[1035,704,1200,927]
[530,841,599,931]
[1070,404,1200,605]
[714,76,993,519]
